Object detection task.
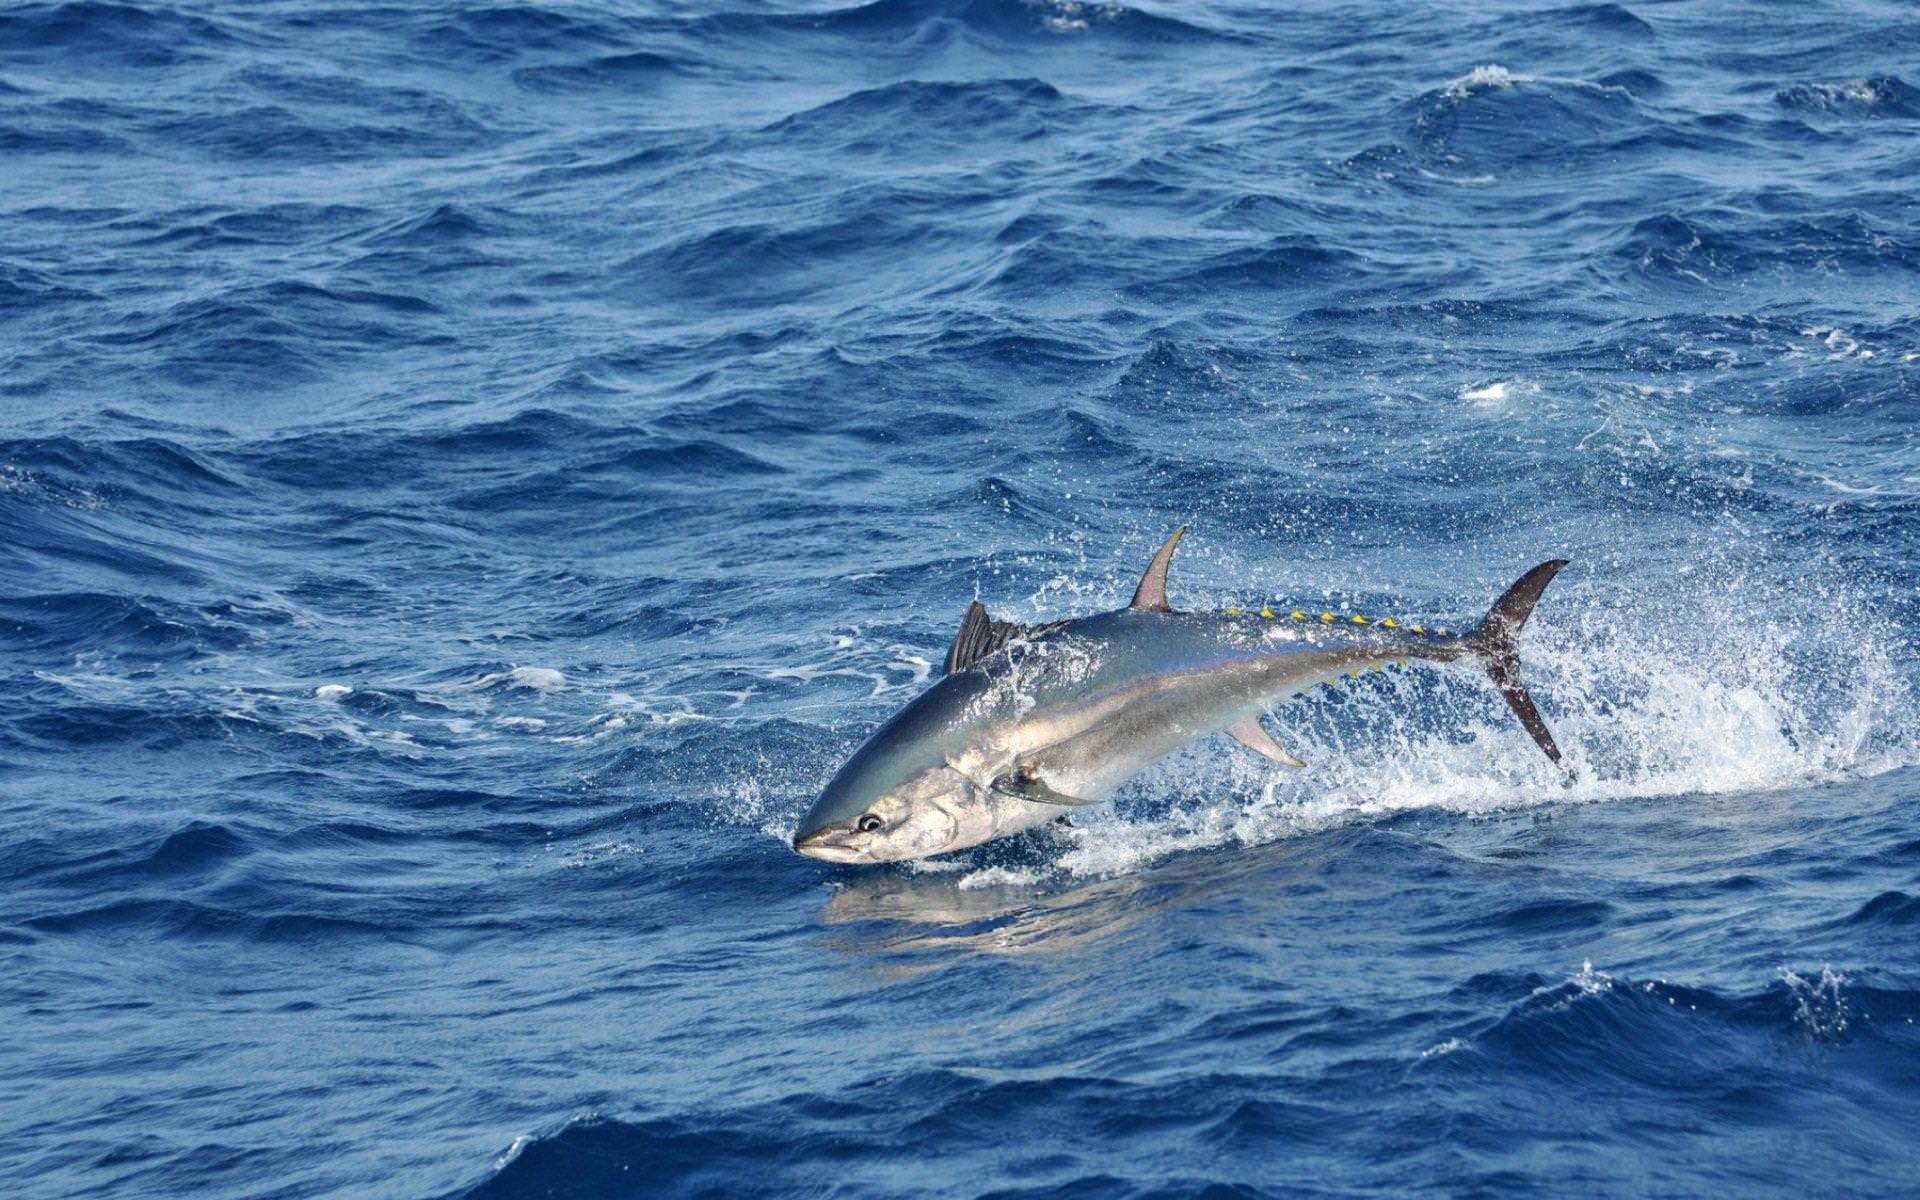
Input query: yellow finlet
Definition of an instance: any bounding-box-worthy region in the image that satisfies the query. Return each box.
[1260,607,1274,618]
[1351,614,1368,625]
[1381,617,1398,628]
[1225,605,1241,616]
[1290,610,1305,620]
[1320,612,1335,623]
[1411,625,1426,634]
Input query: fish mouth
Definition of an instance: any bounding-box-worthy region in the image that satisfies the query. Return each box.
[792,827,864,863]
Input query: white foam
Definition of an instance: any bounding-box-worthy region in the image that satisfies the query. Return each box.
[1443,64,1520,98]
[454,665,569,693]
[1415,167,1498,187]
[507,666,566,691]
[767,642,932,702]
[957,866,1047,890]
[903,858,968,875]
[0,464,104,509]
[1794,324,1894,364]
[493,1134,534,1172]
[1437,64,1631,102]
[1459,379,1537,406]
[1780,965,1850,1042]
[1566,960,1614,998]
[314,684,352,701]
[1026,0,1121,34]
[1784,79,1902,109]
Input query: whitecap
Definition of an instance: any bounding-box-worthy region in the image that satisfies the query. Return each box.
[506,666,566,691]
[1443,64,1521,99]
[1459,379,1538,405]
[1780,965,1850,1043]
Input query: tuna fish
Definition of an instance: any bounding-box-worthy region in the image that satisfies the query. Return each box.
[793,529,1568,863]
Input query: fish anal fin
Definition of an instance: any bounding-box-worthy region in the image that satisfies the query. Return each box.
[1130,526,1187,612]
[990,766,1100,807]
[1226,715,1306,768]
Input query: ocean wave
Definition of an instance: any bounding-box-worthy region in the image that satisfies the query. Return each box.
[41,820,252,885]
[462,956,1920,1196]
[1774,75,1920,116]
[1618,210,1918,284]
[1125,235,1366,302]
[1401,64,1688,178]
[512,49,695,94]
[1,433,244,500]
[1839,891,1920,927]
[0,1,236,69]
[1446,960,1898,1079]
[720,0,1230,45]
[1543,3,1656,38]
[0,261,97,309]
[763,77,1065,145]
[415,4,632,61]
[22,895,401,945]
[2,591,252,659]
[81,279,446,388]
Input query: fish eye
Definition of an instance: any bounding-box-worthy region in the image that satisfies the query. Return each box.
[856,813,883,833]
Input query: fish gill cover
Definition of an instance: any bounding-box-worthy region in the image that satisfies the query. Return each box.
[1,0,1918,1197]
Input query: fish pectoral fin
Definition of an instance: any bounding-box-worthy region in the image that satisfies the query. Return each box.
[1225,716,1306,768]
[989,765,1100,807]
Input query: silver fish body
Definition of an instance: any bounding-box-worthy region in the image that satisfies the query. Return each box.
[793,531,1566,864]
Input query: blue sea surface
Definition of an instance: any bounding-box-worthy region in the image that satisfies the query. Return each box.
[4,1,1919,1196]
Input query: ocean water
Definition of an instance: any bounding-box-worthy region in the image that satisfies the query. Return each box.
[3,0,1919,1195]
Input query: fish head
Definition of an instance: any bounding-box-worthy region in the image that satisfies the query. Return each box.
[792,759,986,863]
[792,694,1000,865]
[794,651,1031,863]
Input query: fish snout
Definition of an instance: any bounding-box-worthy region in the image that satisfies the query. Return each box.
[791,825,862,863]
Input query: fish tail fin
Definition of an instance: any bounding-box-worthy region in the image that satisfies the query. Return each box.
[1470,559,1570,765]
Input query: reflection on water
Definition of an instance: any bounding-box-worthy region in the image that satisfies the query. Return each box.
[810,831,1339,966]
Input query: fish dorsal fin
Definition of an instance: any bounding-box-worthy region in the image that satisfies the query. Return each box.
[945,601,995,674]
[1130,526,1187,612]
[945,601,1047,675]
